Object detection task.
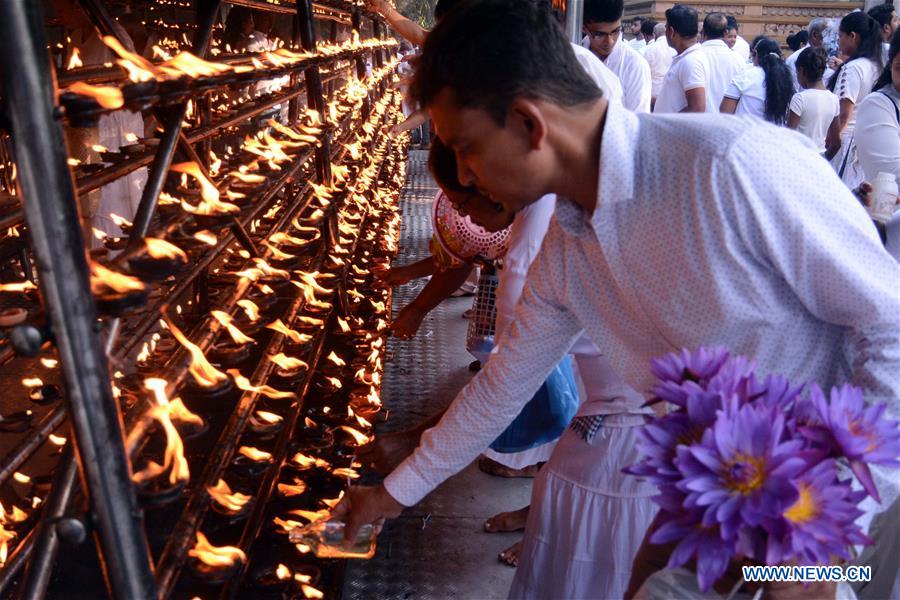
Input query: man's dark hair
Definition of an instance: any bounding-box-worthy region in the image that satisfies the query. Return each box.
[703,12,728,39]
[434,0,461,20]
[666,5,699,38]
[428,137,469,193]
[725,15,739,31]
[785,30,808,50]
[583,0,625,25]
[412,0,603,126]
[641,19,657,36]
[632,15,645,23]
[868,2,896,29]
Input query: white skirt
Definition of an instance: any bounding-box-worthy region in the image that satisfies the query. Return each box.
[509,418,658,600]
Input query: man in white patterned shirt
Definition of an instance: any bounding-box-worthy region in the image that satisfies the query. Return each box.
[334,0,900,597]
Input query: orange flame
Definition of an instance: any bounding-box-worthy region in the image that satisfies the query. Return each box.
[211,310,255,345]
[138,378,193,485]
[301,584,325,599]
[261,241,295,261]
[237,299,261,322]
[189,531,246,568]
[193,230,218,246]
[171,162,239,216]
[332,467,360,480]
[66,82,124,109]
[21,377,42,388]
[207,479,251,512]
[67,48,83,69]
[90,262,146,295]
[144,237,187,261]
[338,425,371,446]
[326,352,346,367]
[265,319,312,345]
[227,369,295,400]
[269,231,317,246]
[290,453,330,470]
[228,170,267,184]
[324,376,343,390]
[336,317,351,333]
[277,480,307,497]
[276,564,291,580]
[252,410,283,425]
[166,319,229,388]
[238,446,272,462]
[296,316,324,327]
[269,353,308,371]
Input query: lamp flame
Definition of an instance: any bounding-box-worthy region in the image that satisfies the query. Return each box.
[90,262,146,295]
[66,82,124,109]
[211,310,255,345]
[265,319,312,345]
[144,237,187,261]
[227,369,295,400]
[207,479,251,512]
[269,353,308,371]
[237,299,261,322]
[238,446,272,462]
[188,531,246,568]
[166,319,228,388]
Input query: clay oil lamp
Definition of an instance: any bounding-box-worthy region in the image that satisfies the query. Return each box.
[252,563,293,596]
[0,307,28,328]
[227,170,268,197]
[231,445,273,478]
[0,408,33,433]
[266,319,314,355]
[128,237,189,280]
[188,531,246,584]
[171,162,241,230]
[207,478,253,521]
[292,418,333,453]
[90,261,148,316]
[247,409,284,438]
[28,382,62,406]
[331,424,372,456]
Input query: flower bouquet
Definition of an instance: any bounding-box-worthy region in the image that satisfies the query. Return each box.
[626,347,900,593]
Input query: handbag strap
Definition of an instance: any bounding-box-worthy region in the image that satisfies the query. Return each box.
[877,90,899,125]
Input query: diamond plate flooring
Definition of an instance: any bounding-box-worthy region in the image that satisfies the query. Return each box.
[342,151,532,600]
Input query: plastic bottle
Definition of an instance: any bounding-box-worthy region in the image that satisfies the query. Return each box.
[869,172,899,223]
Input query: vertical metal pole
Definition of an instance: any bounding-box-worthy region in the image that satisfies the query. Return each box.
[18,447,79,600]
[297,0,333,185]
[565,0,584,44]
[0,2,156,598]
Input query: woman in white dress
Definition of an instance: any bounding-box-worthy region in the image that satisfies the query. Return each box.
[825,12,885,188]
[787,46,841,153]
[855,29,900,186]
[720,37,794,124]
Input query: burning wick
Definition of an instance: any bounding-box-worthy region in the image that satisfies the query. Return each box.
[290,453,330,470]
[207,479,251,513]
[188,531,246,568]
[276,480,307,497]
[266,319,312,345]
[211,311,255,345]
[237,299,261,322]
[0,281,36,293]
[326,352,346,367]
[227,369,296,400]
[238,446,272,463]
[166,320,229,388]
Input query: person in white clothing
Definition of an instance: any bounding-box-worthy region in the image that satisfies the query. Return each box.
[655,4,709,113]
[787,46,841,153]
[785,30,810,91]
[581,0,652,112]
[721,37,794,124]
[643,22,676,107]
[869,2,898,66]
[638,19,657,48]
[825,12,885,188]
[726,15,751,62]
[334,2,900,599]
[855,29,900,186]
[628,15,647,51]
[701,12,748,111]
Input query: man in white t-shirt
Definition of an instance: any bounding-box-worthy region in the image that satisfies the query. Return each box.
[643,21,676,106]
[785,30,810,91]
[701,12,747,111]
[869,2,898,66]
[628,16,647,51]
[655,4,709,113]
[726,15,751,62]
[582,0,652,113]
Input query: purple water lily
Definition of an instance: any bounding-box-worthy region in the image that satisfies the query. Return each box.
[651,509,735,592]
[649,347,731,406]
[674,403,807,540]
[764,460,871,565]
[803,384,900,501]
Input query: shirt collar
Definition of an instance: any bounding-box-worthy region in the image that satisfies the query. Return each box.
[674,41,702,62]
[701,39,729,49]
[555,102,638,233]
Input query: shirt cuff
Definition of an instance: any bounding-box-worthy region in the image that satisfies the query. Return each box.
[383,462,433,507]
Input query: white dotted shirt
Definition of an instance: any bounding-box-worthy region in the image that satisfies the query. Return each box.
[384,103,900,508]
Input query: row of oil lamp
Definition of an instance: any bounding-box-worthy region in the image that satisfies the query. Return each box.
[0,86,403,584]
[59,32,398,125]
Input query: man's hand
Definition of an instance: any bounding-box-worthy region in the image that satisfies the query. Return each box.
[375,264,416,287]
[364,0,392,17]
[331,483,405,544]
[390,303,426,340]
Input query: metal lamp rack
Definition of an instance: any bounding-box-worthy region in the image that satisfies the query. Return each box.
[0,0,406,597]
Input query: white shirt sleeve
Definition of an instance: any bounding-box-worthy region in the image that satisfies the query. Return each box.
[681,54,707,92]
[627,54,653,113]
[788,91,804,117]
[855,92,900,183]
[835,62,862,103]
[383,233,584,506]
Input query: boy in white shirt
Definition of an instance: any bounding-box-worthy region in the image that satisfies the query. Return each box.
[581,0,652,113]
[655,4,709,113]
[701,12,748,111]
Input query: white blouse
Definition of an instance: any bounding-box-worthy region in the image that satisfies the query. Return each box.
[724,65,767,120]
[855,85,900,185]
[833,57,882,136]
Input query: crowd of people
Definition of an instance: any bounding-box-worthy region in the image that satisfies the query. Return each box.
[337,0,900,598]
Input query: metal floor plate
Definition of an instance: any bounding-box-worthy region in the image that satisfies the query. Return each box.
[342,151,531,600]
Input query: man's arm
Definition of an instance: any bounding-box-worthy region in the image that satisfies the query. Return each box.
[365,0,428,46]
[682,87,707,112]
[334,234,584,538]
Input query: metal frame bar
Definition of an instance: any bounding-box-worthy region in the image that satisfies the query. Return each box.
[0,2,156,597]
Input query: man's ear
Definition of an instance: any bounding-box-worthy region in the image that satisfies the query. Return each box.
[507,99,547,151]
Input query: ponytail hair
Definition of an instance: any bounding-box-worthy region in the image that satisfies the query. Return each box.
[828,12,883,91]
[873,27,900,91]
[795,45,828,84]
[755,37,793,124]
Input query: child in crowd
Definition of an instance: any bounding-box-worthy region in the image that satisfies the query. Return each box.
[787,46,841,153]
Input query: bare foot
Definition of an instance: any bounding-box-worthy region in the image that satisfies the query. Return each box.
[498,541,522,567]
[357,430,419,475]
[478,456,542,478]
[484,506,529,533]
